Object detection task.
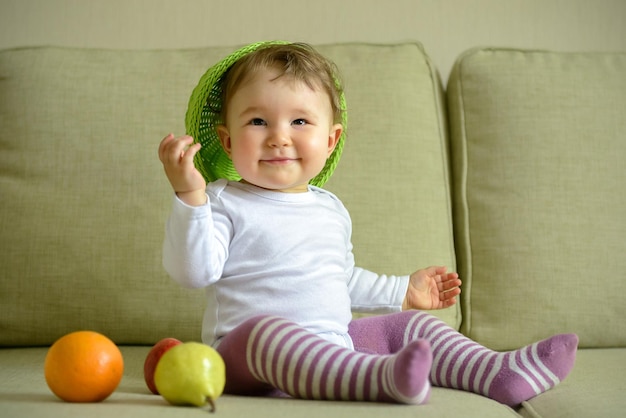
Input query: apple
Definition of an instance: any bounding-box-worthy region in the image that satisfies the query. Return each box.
[154,342,226,411]
[143,337,182,394]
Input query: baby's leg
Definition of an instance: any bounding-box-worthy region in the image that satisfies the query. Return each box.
[350,311,578,406]
[216,314,432,404]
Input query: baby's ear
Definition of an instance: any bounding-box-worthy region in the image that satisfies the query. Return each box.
[327,123,343,156]
[216,125,232,157]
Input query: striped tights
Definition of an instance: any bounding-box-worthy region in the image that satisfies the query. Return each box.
[215,312,577,406]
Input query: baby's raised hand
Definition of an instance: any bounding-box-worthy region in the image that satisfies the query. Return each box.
[402,266,461,311]
[158,133,207,206]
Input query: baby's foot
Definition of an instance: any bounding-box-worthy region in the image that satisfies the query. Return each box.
[381,339,433,404]
[487,333,579,406]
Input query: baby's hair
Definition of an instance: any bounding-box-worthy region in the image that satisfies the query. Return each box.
[219,43,344,124]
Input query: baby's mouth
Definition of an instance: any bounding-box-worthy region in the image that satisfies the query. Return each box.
[261,158,298,165]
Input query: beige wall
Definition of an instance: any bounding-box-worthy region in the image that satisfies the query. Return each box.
[1,0,625,83]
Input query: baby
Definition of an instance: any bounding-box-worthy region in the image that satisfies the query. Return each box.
[158,41,577,405]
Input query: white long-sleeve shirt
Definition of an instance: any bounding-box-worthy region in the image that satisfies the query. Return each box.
[163,179,409,348]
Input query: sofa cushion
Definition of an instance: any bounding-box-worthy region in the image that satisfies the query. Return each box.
[0,43,457,346]
[0,347,520,418]
[518,348,626,418]
[447,48,626,349]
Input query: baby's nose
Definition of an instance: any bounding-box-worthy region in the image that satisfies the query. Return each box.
[267,129,291,147]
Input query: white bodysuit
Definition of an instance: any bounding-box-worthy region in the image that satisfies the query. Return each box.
[163,179,409,348]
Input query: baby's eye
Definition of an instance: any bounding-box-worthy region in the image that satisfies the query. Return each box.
[249,118,266,126]
[292,119,307,126]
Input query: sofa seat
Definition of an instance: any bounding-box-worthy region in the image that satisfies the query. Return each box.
[2,347,625,417]
[0,346,518,418]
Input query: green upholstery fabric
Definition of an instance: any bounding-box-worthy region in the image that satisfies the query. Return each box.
[0,43,458,346]
[519,349,626,418]
[2,41,625,418]
[448,48,626,350]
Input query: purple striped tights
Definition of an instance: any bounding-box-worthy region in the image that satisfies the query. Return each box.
[215,311,577,406]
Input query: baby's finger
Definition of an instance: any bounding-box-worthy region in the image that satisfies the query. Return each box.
[180,142,201,163]
[158,133,176,161]
[164,136,194,163]
[439,275,461,291]
[159,134,189,159]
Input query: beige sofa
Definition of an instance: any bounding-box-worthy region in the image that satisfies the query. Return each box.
[1,42,624,418]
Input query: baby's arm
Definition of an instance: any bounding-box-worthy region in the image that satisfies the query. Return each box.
[158,133,207,206]
[161,183,229,289]
[159,133,229,288]
[402,266,461,311]
[348,267,409,313]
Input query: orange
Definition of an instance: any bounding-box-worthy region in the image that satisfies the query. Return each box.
[44,330,124,402]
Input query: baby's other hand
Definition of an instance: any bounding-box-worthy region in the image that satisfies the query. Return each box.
[402,266,461,311]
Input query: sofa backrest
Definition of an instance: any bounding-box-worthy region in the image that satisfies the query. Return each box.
[0,43,458,346]
[448,48,626,349]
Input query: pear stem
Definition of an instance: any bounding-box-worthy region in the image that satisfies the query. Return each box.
[206,397,216,413]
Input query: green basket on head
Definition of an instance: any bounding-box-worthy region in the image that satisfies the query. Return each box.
[184,41,348,188]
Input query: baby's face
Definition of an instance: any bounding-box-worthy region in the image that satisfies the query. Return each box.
[217,68,342,193]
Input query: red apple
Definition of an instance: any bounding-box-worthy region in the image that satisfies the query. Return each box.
[144,337,182,394]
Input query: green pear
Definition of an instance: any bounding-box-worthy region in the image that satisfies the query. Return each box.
[154,342,226,411]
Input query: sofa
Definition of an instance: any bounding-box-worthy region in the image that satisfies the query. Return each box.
[1,42,624,418]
